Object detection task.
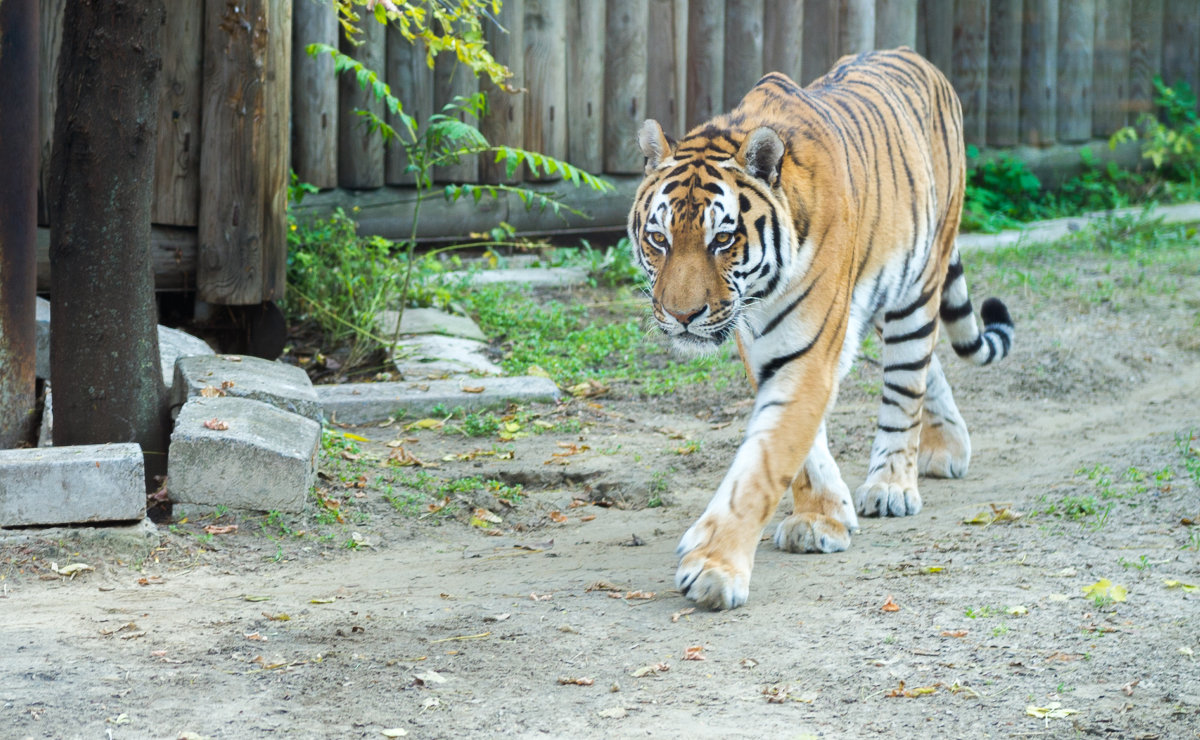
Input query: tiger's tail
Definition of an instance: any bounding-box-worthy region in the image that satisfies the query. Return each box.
[938,251,1014,366]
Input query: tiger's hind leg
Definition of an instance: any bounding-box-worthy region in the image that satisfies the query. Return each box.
[855,291,939,518]
[774,422,858,553]
[918,351,972,478]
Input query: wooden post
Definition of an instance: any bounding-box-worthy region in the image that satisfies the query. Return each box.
[1161,0,1200,110]
[875,0,918,50]
[1092,0,1130,137]
[919,0,954,76]
[1128,0,1163,119]
[199,0,291,305]
[723,0,764,109]
[292,0,339,189]
[1056,0,1095,144]
[479,0,525,183]
[839,0,875,56]
[384,26,435,185]
[338,18,385,188]
[952,0,989,146]
[522,0,566,181]
[433,51,480,183]
[764,0,804,83]
[566,0,603,171]
[646,0,681,138]
[605,0,649,173]
[986,0,1020,147]
[153,0,203,226]
[37,0,67,225]
[801,0,838,84]
[686,0,724,125]
[1020,0,1057,146]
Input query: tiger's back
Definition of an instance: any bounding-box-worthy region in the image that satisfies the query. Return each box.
[628,48,1013,610]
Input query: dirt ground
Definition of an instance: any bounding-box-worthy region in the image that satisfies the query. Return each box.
[3,240,1200,739]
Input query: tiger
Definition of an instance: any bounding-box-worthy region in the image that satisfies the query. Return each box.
[626,48,1014,610]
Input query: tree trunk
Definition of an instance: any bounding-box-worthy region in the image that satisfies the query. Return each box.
[0,0,39,448]
[48,0,167,487]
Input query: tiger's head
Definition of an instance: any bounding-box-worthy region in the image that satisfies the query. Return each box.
[628,119,793,355]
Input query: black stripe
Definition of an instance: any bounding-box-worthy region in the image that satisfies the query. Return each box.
[878,421,919,434]
[756,307,831,386]
[761,275,819,336]
[884,318,936,344]
[939,300,974,322]
[883,381,921,399]
[990,327,1011,355]
[884,288,935,322]
[952,336,983,357]
[883,354,932,373]
[945,259,964,283]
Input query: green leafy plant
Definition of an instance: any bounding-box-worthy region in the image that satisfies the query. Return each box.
[1112,77,1200,184]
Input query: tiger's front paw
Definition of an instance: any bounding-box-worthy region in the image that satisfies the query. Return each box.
[854,482,922,517]
[774,513,852,553]
[675,520,752,610]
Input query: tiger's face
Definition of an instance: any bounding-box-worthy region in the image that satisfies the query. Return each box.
[629,120,791,355]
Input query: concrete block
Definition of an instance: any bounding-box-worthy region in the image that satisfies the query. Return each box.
[376,307,487,341]
[441,267,590,288]
[390,335,503,379]
[172,354,321,423]
[168,396,319,513]
[37,383,52,448]
[36,296,213,387]
[0,443,145,527]
[317,375,561,424]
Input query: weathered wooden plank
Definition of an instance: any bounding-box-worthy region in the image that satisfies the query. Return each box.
[839,0,875,56]
[1019,0,1057,146]
[199,0,287,305]
[1128,0,1163,119]
[337,18,385,188]
[763,0,804,83]
[37,0,67,225]
[686,0,725,125]
[292,0,339,189]
[723,0,764,109]
[36,226,198,293]
[152,0,204,226]
[432,51,480,183]
[261,0,291,302]
[523,0,566,180]
[646,0,680,138]
[604,0,649,172]
[952,0,989,146]
[919,0,953,77]
[875,0,918,50]
[986,0,1020,147]
[384,25,434,185]
[478,0,525,183]
[1056,0,1095,143]
[1092,0,1130,136]
[673,0,689,134]
[566,0,603,171]
[801,0,838,84]
[1161,0,1200,110]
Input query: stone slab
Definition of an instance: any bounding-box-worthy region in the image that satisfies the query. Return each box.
[390,335,503,379]
[376,307,487,341]
[36,297,213,388]
[0,443,146,527]
[440,266,590,288]
[0,517,158,545]
[168,396,320,513]
[172,354,321,422]
[37,382,52,448]
[317,376,562,424]
[956,201,1200,252]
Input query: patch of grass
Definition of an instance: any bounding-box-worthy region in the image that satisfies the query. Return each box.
[965,605,1003,619]
[1117,554,1153,571]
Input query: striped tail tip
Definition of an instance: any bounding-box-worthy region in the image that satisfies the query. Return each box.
[952,297,1013,366]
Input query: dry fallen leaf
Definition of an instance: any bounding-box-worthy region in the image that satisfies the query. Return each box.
[683,645,706,661]
[244,632,267,641]
[1025,702,1077,719]
[886,680,938,698]
[199,386,223,398]
[387,446,434,468]
[137,576,164,586]
[203,524,238,535]
[530,592,553,601]
[624,590,656,600]
[880,594,901,612]
[51,562,94,577]
[1082,578,1128,602]
[203,418,229,431]
[579,515,597,522]
[631,662,670,677]
[261,612,290,622]
[548,511,568,524]
[461,385,486,394]
[380,729,408,738]
[1122,679,1140,696]
[941,630,969,638]
[670,607,696,623]
[558,676,594,686]
[1163,579,1198,593]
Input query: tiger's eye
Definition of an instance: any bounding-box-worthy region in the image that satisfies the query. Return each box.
[650,232,667,245]
[713,232,733,245]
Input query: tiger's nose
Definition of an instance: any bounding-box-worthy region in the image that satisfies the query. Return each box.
[665,305,706,326]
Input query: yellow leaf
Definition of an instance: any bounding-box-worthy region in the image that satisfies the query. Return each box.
[405,418,444,431]
[342,432,369,442]
[381,729,408,738]
[310,597,335,604]
[243,595,271,602]
[1164,579,1198,593]
[502,421,521,433]
[1025,702,1077,719]
[1007,605,1028,616]
[1082,578,1127,602]
[527,365,551,379]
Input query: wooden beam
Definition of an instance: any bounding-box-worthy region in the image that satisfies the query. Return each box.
[338,17,385,188]
[646,0,681,138]
[153,0,203,226]
[686,0,724,126]
[763,0,804,83]
[37,0,67,225]
[1161,0,1200,111]
[952,0,989,147]
[723,0,764,109]
[1092,0,1130,137]
[604,0,649,173]
[1056,0,1095,144]
[479,0,526,183]
[566,0,603,172]
[1128,0,1163,119]
[1019,0,1057,146]
[875,0,918,50]
[261,0,291,302]
[839,0,875,56]
[986,0,1021,147]
[292,0,339,189]
[384,24,434,185]
[522,0,566,180]
[36,226,198,294]
[919,0,953,76]
[802,0,838,84]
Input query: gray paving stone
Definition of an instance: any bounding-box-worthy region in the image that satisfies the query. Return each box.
[37,383,52,448]
[317,376,561,424]
[0,443,145,527]
[36,297,213,387]
[390,335,503,379]
[376,307,487,341]
[441,266,590,288]
[168,396,319,513]
[172,354,321,422]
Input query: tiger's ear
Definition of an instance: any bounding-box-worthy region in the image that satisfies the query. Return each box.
[638,119,674,174]
[740,127,785,187]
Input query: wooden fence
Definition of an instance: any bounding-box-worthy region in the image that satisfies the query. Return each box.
[35,0,1200,304]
